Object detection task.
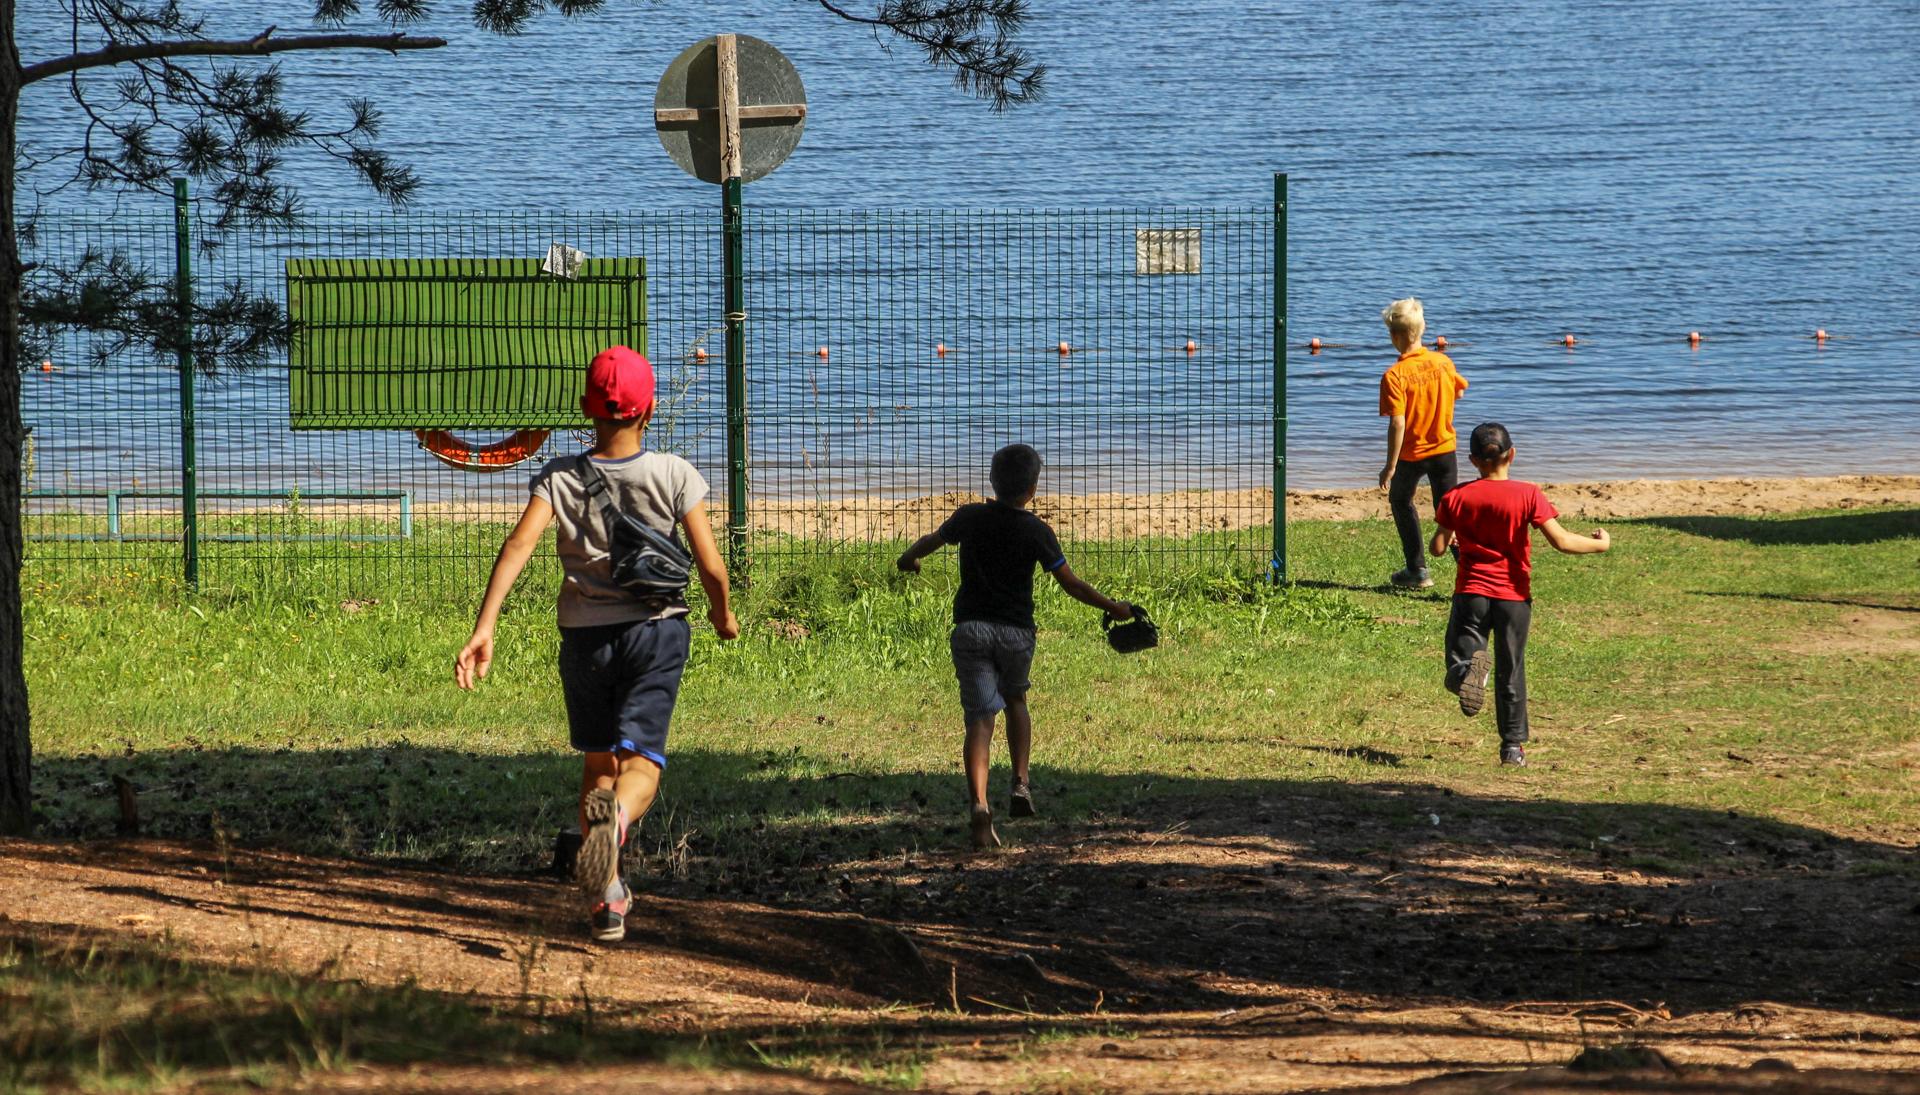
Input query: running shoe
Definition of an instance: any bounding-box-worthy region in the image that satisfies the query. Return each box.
[575,789,627,899]
[591,880,632,943]
[1457,648,1491,717]
[1390,568,1434,590]
[1500,744,1528,767]
[1009,782,1036,819]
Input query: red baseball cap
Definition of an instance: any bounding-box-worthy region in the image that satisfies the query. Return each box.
[582,345,655,420]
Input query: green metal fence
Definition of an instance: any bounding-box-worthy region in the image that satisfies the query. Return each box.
[20,181,1283,601]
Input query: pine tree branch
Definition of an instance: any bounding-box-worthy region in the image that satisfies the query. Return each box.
[21,30,447,86]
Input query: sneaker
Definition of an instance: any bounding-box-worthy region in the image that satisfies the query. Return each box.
[1009,782,1036,819]
[1458,649,1491,717]
[1390,568,1435,590]
[1500,744,1528,767]
[969,805,1001,850]
[575,789,626,899]
[591,881,631,943]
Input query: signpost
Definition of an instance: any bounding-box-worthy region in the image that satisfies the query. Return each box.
[655,34,807,576]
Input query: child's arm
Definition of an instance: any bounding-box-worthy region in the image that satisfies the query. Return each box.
[456,496,554,689]
[679,500,740,640]
[1539,519,1611,555]
[1051,563,1132,620]
[1429,525,1455,558]
[1379,415,1406,488]
[896,531,946,573]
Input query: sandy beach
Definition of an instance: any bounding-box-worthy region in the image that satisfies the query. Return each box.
[719,474,1920,542]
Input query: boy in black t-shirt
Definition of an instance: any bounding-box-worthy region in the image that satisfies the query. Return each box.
[898,444,1133,849]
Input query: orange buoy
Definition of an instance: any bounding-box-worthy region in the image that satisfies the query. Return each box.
[1184,339,1197,354]
[415,429,551,472]
[1814,328,1829,342]
[1562,333,1578,347]
[935,342,948,356]
[1057,340,1072,355]
[816,345,829,359]
[38,359,54,373]
[1687,331,1702,347]
[1308,337,1322,353]
[1433,335,1448,351]
[693,347,709,361]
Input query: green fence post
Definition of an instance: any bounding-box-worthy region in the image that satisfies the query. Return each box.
[1271,172,1288,583]
[723,177,748,579]
[173,178,199,591]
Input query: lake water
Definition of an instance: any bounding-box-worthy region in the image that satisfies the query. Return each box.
[16,0,1920,490]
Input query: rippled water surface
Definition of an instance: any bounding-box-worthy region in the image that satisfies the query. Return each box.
[18,1,1920,487]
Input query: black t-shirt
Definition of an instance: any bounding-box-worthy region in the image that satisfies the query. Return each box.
[937,500,1066,630]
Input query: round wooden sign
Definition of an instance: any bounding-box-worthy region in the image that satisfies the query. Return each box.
[654,34,807,185]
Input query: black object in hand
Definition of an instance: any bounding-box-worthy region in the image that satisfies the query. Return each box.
[1104,603,1158,653]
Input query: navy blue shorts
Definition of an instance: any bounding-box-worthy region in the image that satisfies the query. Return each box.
[557,617,692,768]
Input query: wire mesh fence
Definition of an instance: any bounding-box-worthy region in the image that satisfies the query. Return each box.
[21,198,1276,602]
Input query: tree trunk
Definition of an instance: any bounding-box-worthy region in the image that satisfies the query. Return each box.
[0,0,31,836]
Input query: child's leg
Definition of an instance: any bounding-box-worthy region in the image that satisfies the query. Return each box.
[963,714,997,810]
[1386,461,1427,575]
[1003,695,1032,789]
[1444,594,1491,689]
[582,752,661,830]
[1489,599,1532,746]
[1427,450,1459,509]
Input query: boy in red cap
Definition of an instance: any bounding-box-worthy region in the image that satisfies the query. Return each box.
[456,345,739,941]
[1428,422,1609,766]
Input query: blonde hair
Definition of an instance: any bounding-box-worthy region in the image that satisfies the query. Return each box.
[1380,297,1425,339]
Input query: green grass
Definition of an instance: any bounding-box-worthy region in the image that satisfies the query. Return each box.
[23,506,1920,872]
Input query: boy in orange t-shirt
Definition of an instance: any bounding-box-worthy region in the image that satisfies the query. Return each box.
[1429,423,1610,766]
[1377,297,1468,589]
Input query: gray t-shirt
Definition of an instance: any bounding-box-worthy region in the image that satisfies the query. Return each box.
[529,450,709,628]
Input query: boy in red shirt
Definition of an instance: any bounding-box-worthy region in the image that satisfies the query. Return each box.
[1429,423,1610,766]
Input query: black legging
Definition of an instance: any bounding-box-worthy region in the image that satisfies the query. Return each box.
[1445,594,1532,746]
[1388,452,1458,574]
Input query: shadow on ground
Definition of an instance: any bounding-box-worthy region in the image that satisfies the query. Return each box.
[1640,509,1920,546]
[23,744,1920,1027]
[1692,590,1920,614]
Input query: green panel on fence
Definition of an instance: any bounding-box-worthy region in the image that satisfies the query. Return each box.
[287,257,647,429]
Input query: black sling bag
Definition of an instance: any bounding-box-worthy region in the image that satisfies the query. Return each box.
[575,454,693,600]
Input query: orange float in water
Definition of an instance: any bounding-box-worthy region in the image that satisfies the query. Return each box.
[1814,329,1829,341]
[935,342,948,356]
[1433,335,1448,351]
[38,360,54,373]
[1688,331,1702,347]
[1057,340,1071,355]
[1562,333,1578,347]
[816,345,829,359]
[1185,339,1197,354]
[1308,337,1322,354]
[693,347,709,361]
[415,429,551,472]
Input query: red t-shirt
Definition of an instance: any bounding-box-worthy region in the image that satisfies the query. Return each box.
[1434,478,1559,602]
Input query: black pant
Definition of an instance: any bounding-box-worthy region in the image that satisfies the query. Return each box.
[1389,451,1459,574]
[1445,595,1532,746]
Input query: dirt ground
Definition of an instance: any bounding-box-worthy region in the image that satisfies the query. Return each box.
[6,781,1919,1092]
[398,474,1920,542]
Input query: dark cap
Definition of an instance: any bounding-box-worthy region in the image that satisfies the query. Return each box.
[1469,422,1513,461]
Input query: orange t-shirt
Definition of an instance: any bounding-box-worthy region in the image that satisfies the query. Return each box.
[1378,348,1468,461]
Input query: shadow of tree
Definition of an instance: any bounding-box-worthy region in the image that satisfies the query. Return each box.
[22,744,1920,1025]
[1640,509,1920,546]
[1692,590,1920,614]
